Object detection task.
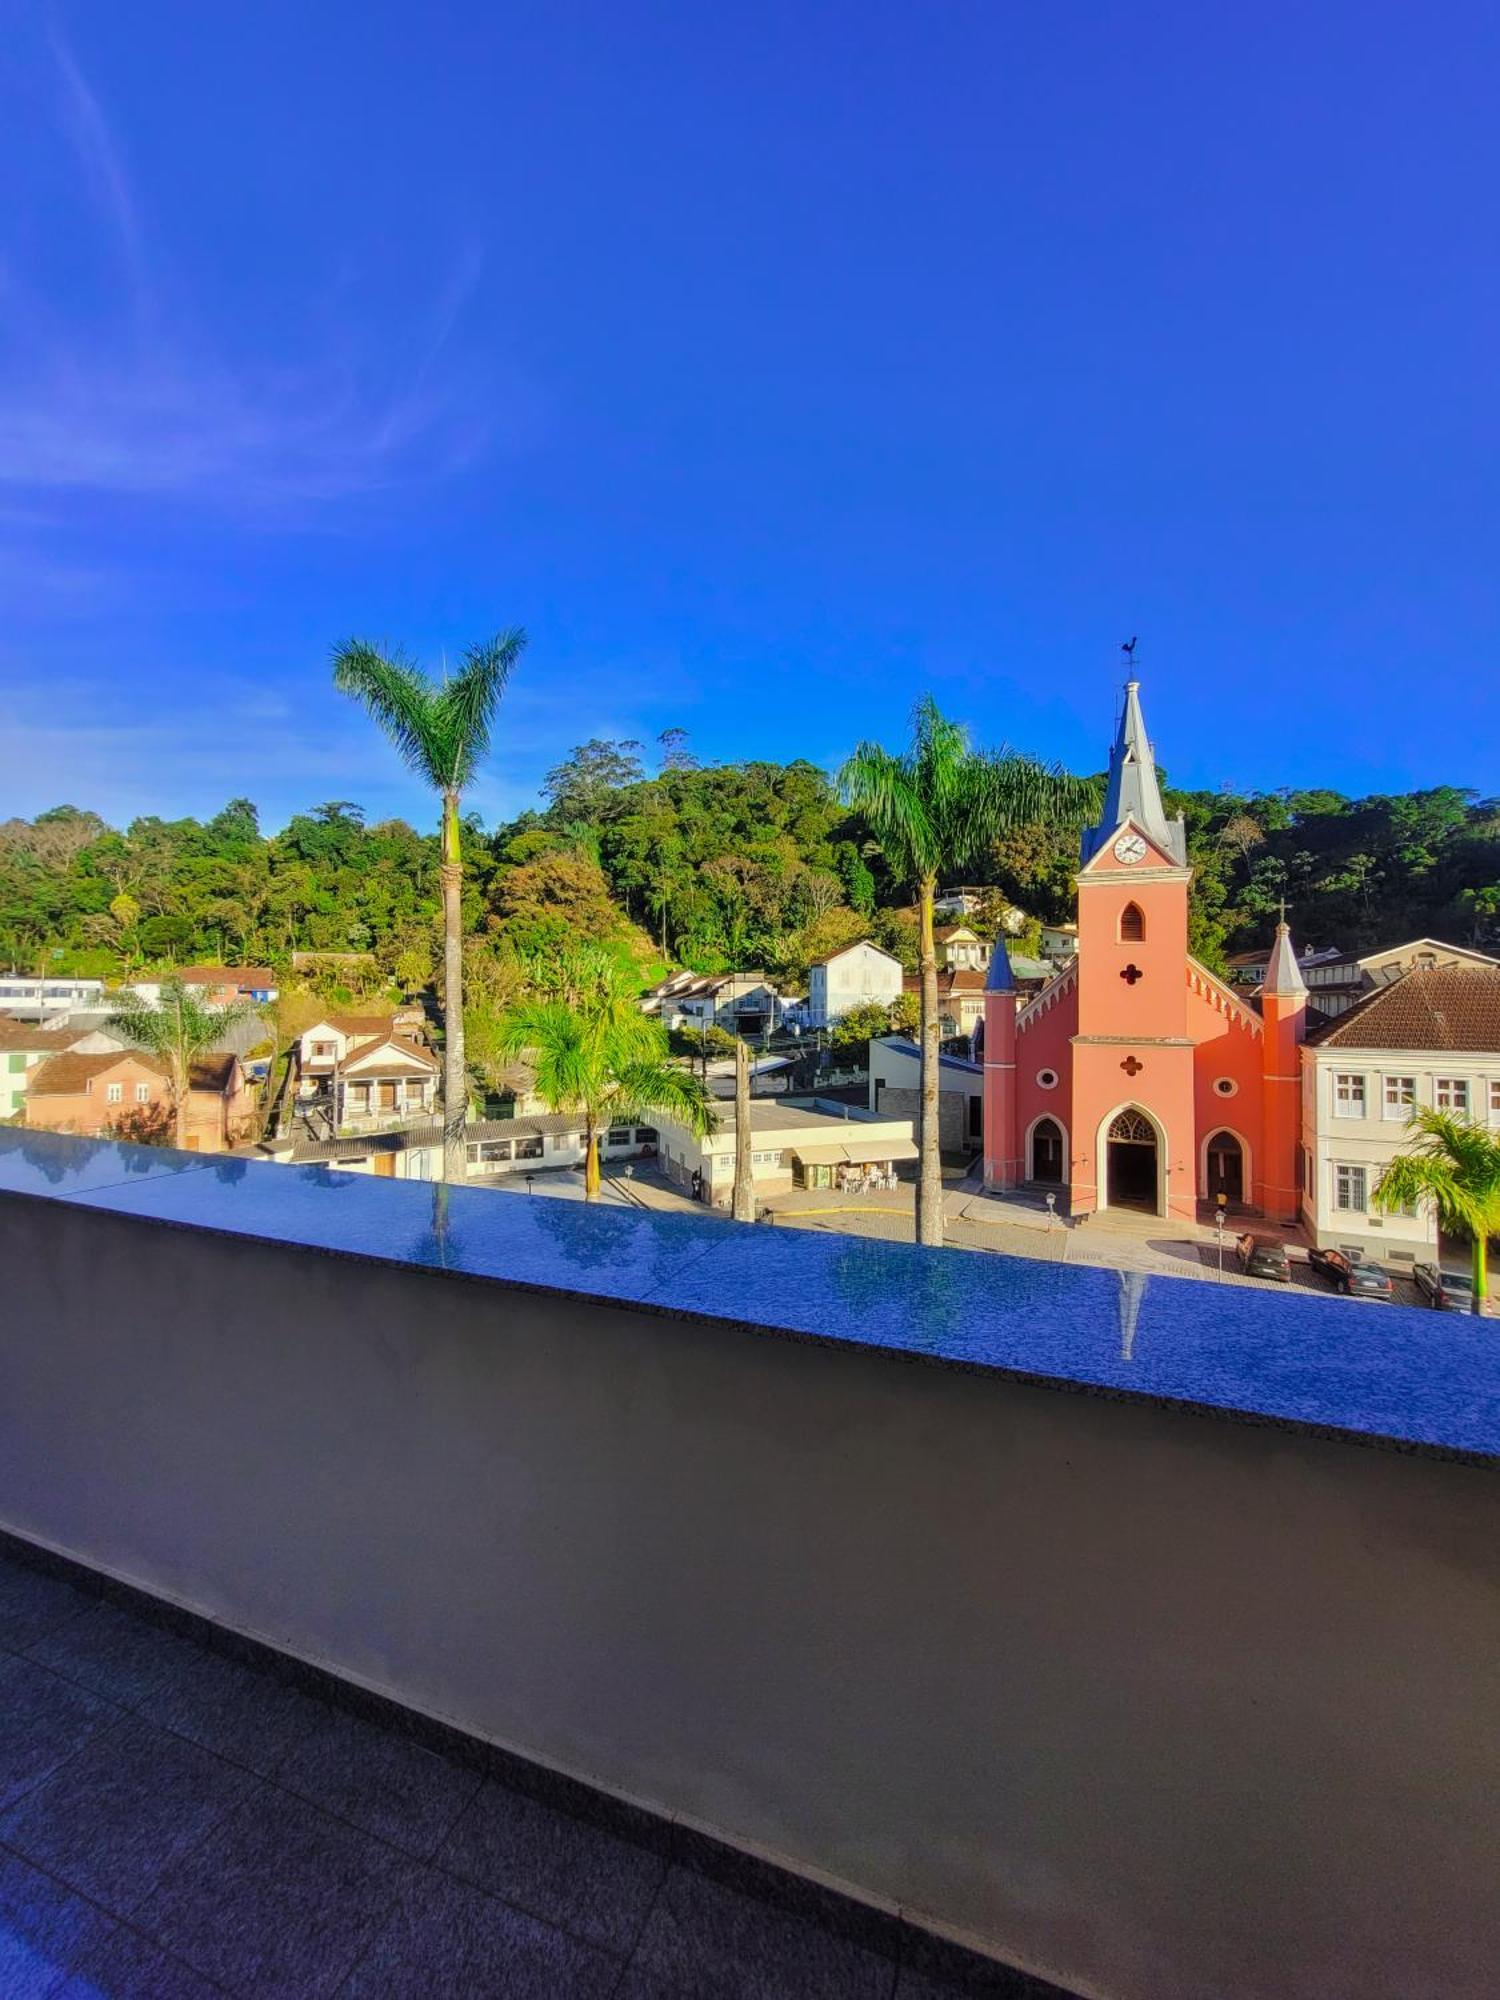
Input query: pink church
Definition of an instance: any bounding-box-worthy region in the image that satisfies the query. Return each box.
[983,681,1307,1223]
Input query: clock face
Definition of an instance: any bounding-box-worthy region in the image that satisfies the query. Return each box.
[1113,832,1149,864]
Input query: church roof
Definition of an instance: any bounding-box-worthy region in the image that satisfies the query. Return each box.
[985,940,1015,993]
[1079,679,1188,868]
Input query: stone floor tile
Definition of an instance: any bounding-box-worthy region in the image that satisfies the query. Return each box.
[0,1652,122,1811]
[274,1705,481,1858]
[0,1714,255,1917]
[26,1602,200,1709]
[342,1866,620,1999]
[0,1559,90,1654]
[53,1923,226,1999]
[0,1848,114,2000]
[624,1866,895,2000]
[133,1784,406,1998]
[137,1644,327,1777]
[438,1777,666,1953]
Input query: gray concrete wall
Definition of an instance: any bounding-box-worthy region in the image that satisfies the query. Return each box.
[2,1192,1497,2000]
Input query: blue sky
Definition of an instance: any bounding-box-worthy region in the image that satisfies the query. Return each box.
[2,2,1496,831]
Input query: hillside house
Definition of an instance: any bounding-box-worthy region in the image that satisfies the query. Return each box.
[24,1049,254,1150]
[806,942,903,1028]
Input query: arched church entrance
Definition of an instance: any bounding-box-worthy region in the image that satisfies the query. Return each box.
[1106,1108,1159,1212]
[1205,1130,1244,1206]
[1031,1117,1064,1184]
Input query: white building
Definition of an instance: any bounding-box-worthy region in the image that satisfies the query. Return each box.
[1300,965,1500,1263]
[806,942,904,1029]
[641,971,781,1037]
[0,976,106,1021]
[651,1096,917,1206]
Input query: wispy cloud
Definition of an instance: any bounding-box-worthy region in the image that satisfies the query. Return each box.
[0,29,513,509]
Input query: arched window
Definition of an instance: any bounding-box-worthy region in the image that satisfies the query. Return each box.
[1120,902,1145,942]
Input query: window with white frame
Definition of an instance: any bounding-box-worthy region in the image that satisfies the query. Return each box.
[1491,1079,1500,1119]
[1333,1072,1366,1118]
[1435,1077,1469,1113]
[1383,1075,1416,1119]
[106,1081,123,1104]
[1333,1163,1367,1212]
[135,1082,151,1104]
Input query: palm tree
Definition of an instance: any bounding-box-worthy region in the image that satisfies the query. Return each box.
[841,695,1095,1246]
[1374,1110,1500,1310]
[498,949,715,1199]
[332,631,527,1182]
[732,1034,755,1221]
[108,977,260,1150]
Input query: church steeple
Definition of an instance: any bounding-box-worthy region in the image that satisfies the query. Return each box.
[1080,679,1188,867]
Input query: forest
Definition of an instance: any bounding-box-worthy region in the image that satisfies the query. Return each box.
[2,729,1496,999]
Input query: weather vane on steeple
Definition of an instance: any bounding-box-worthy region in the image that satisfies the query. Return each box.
[1121,636,1138,672]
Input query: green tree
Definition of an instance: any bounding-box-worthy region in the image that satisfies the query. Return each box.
[1374,1110,1500,1310]
[841,696,1093,1245]
[498,949,715,1198]
[332,630,527,1181]
[830,1000,897,1053]
[108,977,260,1149]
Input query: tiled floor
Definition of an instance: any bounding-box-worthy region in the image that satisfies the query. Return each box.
[0,1548,1069,1998]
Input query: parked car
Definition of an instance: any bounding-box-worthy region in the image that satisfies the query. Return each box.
[1236,1233,1291,1282]
[1307,1246,1394,1299]
[1413,1262,1475,1312]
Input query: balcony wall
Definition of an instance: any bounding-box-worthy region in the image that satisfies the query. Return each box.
[1,1134,1498,2000]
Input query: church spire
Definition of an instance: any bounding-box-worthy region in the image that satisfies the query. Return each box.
[1080,676,1188,866]
[1262,914,1308,998]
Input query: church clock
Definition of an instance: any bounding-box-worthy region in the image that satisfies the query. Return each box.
[1112,831,1149,864]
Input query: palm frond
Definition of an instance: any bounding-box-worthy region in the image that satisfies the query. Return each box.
[439,630,528,790]
[330,642,440,788]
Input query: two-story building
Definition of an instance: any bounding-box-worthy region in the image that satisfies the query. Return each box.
[296,1016,438,1130]
[806,942,904,1028]
[129,966,280,1009]
[641,972,781,1038]
[933,925,989,972]
[24,1049,255,1150]
[1299,965,1500,1263]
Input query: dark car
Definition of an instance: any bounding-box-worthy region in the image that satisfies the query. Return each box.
[1307,1246,1394,1299]
[1236,1233,1291,1282]
[1413,1262,1475,1312]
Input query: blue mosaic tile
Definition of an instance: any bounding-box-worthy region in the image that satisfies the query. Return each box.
[0,1130,208,1199]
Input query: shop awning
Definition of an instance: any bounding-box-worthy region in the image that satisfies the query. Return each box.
[792,1137,918,1167]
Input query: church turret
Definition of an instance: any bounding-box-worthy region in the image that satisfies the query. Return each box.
[982,939,1021,1191]
[1257,918,1308,1222]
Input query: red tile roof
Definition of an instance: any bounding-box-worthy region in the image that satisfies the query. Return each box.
[1308,967,1500,1052]
[27,1052,159,1095]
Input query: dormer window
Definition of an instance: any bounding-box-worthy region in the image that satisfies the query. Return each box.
[1119,903,1145,943]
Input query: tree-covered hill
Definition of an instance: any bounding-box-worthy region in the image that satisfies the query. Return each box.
[3,737,1496,991]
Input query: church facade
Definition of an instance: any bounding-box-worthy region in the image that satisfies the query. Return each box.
[983,681,1307,1223]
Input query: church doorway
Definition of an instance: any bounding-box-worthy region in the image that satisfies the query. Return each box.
[1205,1130,1245,1206]
[1031,1117,1064,1184]
[1106,1108,1159,1212]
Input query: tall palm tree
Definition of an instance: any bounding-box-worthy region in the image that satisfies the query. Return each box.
[108,977,260,1150]
[498,949,715,1199]
[332,631,526,1182]
[732,1034,755,1221]
[1374,1110,1500,1310]
[841,695,1094,1246]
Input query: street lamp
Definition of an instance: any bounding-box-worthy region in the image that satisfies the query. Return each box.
[1215,1192,1227,1278]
